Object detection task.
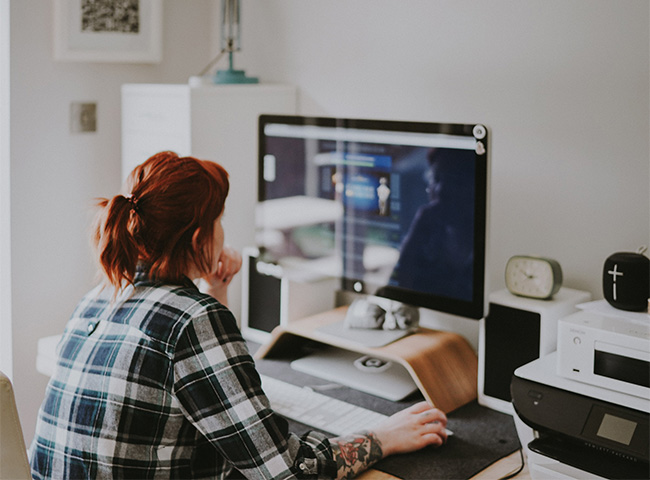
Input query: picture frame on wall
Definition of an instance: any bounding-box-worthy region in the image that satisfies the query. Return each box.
[53,0,162,63]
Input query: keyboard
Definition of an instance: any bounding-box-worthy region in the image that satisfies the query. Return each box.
[260,374,453,437]
[260,374,388,436]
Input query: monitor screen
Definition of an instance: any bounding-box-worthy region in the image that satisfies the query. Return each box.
[256,115,489,320]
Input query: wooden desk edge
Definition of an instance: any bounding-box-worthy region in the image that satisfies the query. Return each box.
[359,450,530,480]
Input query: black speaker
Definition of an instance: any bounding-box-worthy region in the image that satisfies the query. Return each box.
[246,255,282,336]
[603,251,650,312]
[240,247,339,343]
[478,288,591,414]
[483,303,540,403]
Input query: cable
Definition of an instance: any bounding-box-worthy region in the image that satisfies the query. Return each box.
[196,49,227,77]
[498,448,525,480]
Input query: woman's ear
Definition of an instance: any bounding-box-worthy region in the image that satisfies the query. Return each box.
[190,227,215,275]
[191,227,202,252]
[188,228,204,275]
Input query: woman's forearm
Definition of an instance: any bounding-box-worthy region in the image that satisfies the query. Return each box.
[330,431,383,479]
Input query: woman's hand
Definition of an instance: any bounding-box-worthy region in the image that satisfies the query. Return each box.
[330,402,447,478]
[202,246,242,306]
[374,401,448,456]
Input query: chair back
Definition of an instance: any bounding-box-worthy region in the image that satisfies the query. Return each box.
[0,370,31,479]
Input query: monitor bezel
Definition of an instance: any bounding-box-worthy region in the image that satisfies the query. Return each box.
[257,114,489,320]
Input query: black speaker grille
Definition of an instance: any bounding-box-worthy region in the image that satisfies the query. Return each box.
[247,259,282,334]
[484,303,541,401]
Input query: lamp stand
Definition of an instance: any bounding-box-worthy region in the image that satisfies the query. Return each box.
[214,50,258,84]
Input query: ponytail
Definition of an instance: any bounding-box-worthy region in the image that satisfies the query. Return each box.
[92,151,229,291]
[92,195,142,288]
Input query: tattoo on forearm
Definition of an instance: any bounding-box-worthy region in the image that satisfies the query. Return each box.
[332,431,383,479]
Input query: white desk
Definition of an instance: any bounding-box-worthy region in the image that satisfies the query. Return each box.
[35,335,59,377]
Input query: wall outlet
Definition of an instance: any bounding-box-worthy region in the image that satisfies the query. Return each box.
[70,102,96,133]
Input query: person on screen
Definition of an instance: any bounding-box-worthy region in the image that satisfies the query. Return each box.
[390,148,475,301]
[376,176,391,216]
[29,151,448,480]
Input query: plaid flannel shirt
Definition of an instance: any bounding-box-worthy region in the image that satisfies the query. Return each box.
[29,269,337,479]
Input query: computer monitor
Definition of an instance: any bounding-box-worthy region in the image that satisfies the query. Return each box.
[256,115,489,400]
[256,115,489,320]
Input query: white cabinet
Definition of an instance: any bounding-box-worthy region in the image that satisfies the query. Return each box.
[121,83,297,320]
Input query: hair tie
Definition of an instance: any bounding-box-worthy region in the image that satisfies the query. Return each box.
[125,194,139,213]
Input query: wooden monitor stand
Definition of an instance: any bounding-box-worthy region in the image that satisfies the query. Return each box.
[255,306,478,413]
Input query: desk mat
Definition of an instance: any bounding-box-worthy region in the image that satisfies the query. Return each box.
[374,402,521,479]
[253,346,521,480]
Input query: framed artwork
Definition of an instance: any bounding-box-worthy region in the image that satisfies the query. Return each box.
[53,0,162,63]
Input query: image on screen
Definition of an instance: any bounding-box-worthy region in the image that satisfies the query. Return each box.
[257,116,488,320]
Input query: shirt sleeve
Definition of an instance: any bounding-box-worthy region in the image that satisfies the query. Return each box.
[172,301,337,480]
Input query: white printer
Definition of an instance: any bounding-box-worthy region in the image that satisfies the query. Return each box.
[512,352,649,479]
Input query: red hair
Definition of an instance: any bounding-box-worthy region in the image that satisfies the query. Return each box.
[92,151,229,289]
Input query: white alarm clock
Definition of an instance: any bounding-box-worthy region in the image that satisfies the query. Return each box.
[505,255,563,300]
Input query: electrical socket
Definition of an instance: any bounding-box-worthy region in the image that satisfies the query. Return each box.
[70,102,97,133]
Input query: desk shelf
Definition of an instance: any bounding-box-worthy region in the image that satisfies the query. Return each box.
[255,306,478,413]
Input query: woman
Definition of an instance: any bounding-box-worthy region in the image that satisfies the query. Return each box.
[30,152,448,479]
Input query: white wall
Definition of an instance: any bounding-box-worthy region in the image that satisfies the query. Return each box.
[9,0,649,446]
[243,0,650,296]
[10,0,216,444]
[0,0,11,379]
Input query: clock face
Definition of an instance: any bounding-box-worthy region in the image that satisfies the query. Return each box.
[505,256,562,299]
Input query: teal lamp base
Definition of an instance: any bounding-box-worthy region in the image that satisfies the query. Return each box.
[213,68,259,84]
